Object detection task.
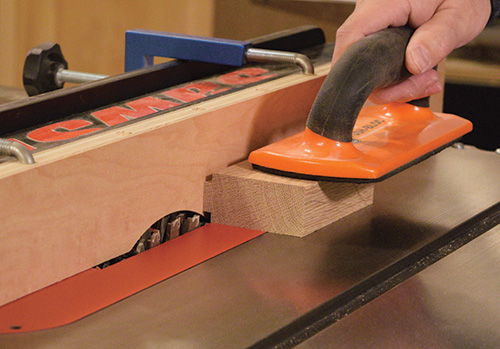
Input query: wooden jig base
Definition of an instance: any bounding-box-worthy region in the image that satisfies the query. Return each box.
[204,161,374,237]
[0,62,330,307]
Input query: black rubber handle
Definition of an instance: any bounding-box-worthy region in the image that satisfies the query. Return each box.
[307,26,425,142]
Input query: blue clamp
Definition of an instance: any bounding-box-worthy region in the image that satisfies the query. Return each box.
[125,29,252,72]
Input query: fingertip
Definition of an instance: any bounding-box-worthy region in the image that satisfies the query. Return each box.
[369,70,442,104]
[425,79,443,96]
[405,13,462,74]
[406,46,432,75]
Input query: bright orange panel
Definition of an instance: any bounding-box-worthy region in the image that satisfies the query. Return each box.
[249,103,472,182]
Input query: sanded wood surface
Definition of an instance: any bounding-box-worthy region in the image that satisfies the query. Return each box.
[204,161,373,237]
[0,63,329,306]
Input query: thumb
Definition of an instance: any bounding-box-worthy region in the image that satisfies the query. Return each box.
[405,14,458,74]
[406,6,488,75]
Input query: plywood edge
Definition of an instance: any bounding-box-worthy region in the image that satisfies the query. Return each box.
[0,63,331,180]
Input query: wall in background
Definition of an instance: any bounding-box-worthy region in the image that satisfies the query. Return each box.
[0,0,355,89]
[214,0,353,42]
[0,0,215,87]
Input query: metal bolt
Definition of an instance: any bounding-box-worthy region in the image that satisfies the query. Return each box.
[0,138,35,164]
[245,48,314,75]
[54,66,108,87]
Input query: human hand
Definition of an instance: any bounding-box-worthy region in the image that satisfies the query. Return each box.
[332,0,491,104]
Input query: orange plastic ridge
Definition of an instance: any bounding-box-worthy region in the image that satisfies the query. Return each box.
[0,224,265,334]
[248,103,472,180]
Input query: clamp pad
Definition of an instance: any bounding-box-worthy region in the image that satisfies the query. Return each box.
[125,29,251,71]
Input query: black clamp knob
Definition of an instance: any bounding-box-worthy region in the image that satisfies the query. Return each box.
[23,43,68,97]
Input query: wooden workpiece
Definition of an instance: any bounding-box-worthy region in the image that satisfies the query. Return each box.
[204,161,374,237]
[0,62,329,306]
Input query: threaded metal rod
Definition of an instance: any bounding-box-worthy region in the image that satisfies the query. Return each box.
[245,48,314,75]
[0,138,35,165]
[51,48,312,89]
[55,66,108,87]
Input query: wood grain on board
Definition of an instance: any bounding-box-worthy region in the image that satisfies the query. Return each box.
[204,161,374,237]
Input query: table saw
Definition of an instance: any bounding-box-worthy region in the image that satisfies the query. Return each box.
[1,26,500,347]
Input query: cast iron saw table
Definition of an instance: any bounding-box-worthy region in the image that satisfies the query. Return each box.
[0,26,499,348]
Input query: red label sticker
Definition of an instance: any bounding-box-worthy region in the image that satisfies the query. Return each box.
[28,120,102,143]
[92,97,180,127]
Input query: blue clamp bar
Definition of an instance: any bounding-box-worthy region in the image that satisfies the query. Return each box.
[125,29,252,72]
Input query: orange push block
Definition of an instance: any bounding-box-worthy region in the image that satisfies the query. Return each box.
[249,103,472,182]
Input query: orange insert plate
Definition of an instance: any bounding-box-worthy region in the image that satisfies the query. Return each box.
[0,224,264,333]
[248,103,472,181]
